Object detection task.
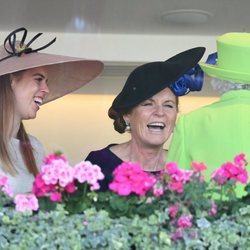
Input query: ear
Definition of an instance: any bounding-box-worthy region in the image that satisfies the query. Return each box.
[123,114,130,124]
[10,74,17,89]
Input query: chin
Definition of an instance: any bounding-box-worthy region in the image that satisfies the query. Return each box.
[24,114,37,120]
[146,141,165,148]
[147,136,167,145]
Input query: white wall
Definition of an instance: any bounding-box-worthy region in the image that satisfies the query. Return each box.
[0,32,217,62]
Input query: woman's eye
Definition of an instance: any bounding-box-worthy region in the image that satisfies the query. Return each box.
[164,104,174,108]
[35,77,43,82]
[142,102,152,106]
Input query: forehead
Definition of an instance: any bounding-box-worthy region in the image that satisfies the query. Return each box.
[22,66,48,77]
[129,87,177,113]
[151,87,176,99]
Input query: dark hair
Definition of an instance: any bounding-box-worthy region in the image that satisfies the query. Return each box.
[108,107,130,134]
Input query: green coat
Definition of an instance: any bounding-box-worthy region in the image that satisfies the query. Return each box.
[167,90,250,196]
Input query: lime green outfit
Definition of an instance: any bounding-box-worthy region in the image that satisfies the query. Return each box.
[167,90,250,197]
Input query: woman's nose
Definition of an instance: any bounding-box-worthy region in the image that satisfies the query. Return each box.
[154,105,164,115]
[41,82,50,94]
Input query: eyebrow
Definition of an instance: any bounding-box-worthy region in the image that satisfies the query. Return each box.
[32,73,48,82]
[164,100,176,103]
[32,73,46,78]
[147,98,176,103]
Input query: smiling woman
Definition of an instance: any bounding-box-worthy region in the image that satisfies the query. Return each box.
[0,27,103,194]
[85,47,205,191]
[11,67,49,120]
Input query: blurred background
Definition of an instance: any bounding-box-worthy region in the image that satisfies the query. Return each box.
[1,0,249,164]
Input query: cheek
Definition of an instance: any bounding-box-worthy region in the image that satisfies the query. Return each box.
[131,113,148,129]
[167,112,177,126]
[130,117,148,136]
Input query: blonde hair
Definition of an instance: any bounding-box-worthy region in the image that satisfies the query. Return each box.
[0,72,38,176]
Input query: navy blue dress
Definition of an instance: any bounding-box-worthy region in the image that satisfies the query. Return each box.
[85,144,162,191]
[85,144,122,191]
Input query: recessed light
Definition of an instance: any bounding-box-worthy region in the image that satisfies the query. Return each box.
[158,9,213,25]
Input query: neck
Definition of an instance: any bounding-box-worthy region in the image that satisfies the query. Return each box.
[11,117,21,139]
[126,141,166,172]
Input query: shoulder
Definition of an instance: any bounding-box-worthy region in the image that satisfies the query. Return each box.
[177,104,214,123]
[87,144,117,156]
[28,134,44,148]
[27,134,46,157]
[85,144,122,167]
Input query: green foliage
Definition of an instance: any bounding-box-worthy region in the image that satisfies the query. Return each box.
[1,201,250,249]
[0,204,171,250]
[175,206,250,250]
[95,192,157,218]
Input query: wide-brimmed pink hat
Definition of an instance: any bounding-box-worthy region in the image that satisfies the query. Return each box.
[0,27,104,104]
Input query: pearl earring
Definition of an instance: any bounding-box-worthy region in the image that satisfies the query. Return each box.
[125,121,131,132]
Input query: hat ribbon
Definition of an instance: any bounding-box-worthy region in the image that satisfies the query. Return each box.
[170,64,204,96]
[0,27,56,62]
[205,52,217,65]
[170,53,217,96]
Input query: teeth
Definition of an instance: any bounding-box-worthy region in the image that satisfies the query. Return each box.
[147,122,166,129]
[34,97,43,106]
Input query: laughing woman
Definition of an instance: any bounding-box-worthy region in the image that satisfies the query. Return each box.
[85,47,205,191]
[0,27,103,194]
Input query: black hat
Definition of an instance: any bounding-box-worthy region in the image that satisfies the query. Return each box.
[110,47,205,112]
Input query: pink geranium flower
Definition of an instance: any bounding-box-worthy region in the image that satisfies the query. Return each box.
[65,182,76,193]
[109,162,156,196]
[212,154,248,185]
[32,173,55,197]
[208,200,218,216]
[153,185,164,197]
[165,162,193,193]
[191,162,207,172]
[50,192,62,202]
[177,214,193,229]
[0,175,13,197]
[14,194,39,212]
[43,152,67,164]
[32,154,105,208]
[171,228,184,241]
[167,203,179,218]
[74,161,104,191]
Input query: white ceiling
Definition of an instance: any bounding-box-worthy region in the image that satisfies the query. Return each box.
[1,0,250,36]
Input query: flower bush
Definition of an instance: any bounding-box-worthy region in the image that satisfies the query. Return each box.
[31,152,104,214]
[1,152,250,249]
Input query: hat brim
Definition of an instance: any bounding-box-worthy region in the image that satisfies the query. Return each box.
[0,52,104,104]
[112,47,205,111]
[199,62,250,84]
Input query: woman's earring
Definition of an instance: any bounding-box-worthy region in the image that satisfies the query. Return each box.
[125,121,131,132]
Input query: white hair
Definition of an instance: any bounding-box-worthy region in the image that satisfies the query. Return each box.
[211,78,250,95]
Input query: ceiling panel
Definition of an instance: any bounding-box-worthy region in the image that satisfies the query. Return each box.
[1,0,249,36]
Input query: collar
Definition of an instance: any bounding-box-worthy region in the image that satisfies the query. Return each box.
[221,89,250,101]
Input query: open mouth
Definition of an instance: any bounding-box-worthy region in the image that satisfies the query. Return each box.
[147,122,166,130]
[33,97,43,106]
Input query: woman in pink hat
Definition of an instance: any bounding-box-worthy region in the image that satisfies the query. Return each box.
[0,27,103,194]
